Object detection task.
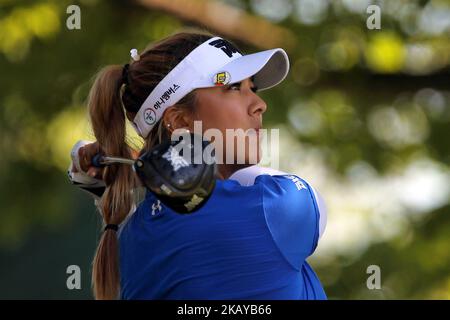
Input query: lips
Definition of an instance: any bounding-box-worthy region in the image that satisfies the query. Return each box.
[248,127,261,134]
[248,126,263,139]
[245,123,262,136]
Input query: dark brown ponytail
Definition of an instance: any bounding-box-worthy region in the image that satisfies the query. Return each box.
[86,29,217,299]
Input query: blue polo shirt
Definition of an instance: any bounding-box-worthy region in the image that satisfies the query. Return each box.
[118,174,327,300]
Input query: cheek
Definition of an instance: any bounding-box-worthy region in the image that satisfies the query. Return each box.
[197,94,245,132]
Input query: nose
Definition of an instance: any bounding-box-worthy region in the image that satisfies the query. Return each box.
[248,91,267,117]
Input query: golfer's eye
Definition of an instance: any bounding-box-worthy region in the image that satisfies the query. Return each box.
[227,82,258,93]
[228,82,241,91]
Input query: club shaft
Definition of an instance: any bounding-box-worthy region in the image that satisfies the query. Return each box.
[100,156,135,166]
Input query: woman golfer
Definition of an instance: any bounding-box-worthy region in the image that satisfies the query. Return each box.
[68,30,327,300]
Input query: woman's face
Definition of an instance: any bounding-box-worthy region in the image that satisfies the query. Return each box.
[192,77,267,168]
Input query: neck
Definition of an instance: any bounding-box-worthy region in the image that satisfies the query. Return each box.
[216,164,250,180]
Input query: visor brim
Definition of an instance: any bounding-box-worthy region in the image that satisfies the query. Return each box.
[196,48,290,91]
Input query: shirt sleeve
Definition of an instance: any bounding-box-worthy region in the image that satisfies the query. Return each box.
[309,185,327,241]
[258,174,321,271]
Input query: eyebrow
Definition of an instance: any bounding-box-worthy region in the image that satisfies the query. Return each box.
[242,76,257,88]
[224,76,258,91]
[250,76,258,91]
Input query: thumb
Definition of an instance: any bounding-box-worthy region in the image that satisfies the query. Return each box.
[87,167,103,179]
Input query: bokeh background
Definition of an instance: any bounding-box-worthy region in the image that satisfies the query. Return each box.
[0,0,449,299]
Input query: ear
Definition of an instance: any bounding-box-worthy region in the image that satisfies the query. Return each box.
[162,105,194,134]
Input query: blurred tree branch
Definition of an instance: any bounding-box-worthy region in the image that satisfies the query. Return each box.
[134,0,298,51]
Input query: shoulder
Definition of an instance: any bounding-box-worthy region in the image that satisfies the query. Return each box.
[229,165,288,186]
[230,166,326,239]
[230,166,319,206]
[230,166,326,269]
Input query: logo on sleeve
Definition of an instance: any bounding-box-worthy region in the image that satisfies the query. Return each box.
[285,175,307,191]
[151,200,162,216]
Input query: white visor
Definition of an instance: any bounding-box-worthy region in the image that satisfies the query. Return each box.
[132,36,290,138]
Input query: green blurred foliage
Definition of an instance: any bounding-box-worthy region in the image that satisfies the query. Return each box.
[0,0,449,299]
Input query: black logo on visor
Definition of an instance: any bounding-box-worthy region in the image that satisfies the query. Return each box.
[208,39,242,58]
